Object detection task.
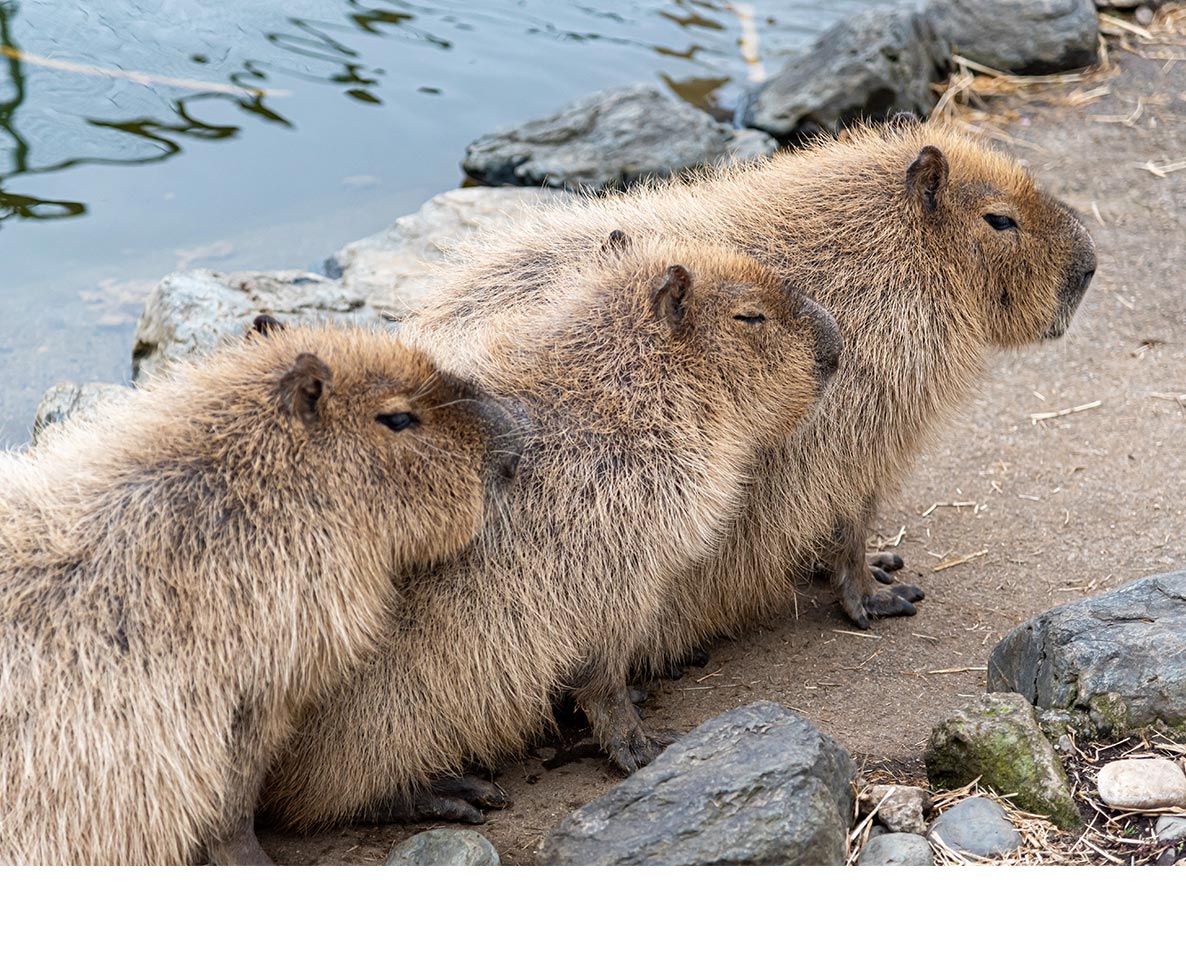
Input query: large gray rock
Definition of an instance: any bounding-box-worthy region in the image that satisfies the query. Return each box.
[463,85,777,192]
[32,381,135,445]
[325,187,564,314]
[132,188,564,377]
[926,0,1099,75]
[929,797,1022,858]
[925,693,1081,830]
[385,829,500,866]
[132,268,361,380]
[744,7,948,140]
[988,572,1186,739]
[539,702,856,865]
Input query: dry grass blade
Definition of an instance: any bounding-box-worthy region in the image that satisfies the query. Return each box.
[931,549,988,572]
[1029,400,1102,423]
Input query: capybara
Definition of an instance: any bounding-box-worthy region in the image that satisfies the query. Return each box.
[0,323,514,864]
[262,236,839,825]
[299,117,1096,772]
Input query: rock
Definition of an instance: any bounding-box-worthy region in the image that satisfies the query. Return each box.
[929,797,1022,858]
[859,785,932,835]
[1097,758,1186,810]
[326,187,565,314]
[988,572,1186,739]
[462,85,777,192]
[132,268,361,380]
[384,829,500,866]
[744,7,948,140]
[539,702,856,865]
[926,693,1081,830]
[32,381,135,445]
[926,0,1099,75]
[1154,815,1186,843]
[858,832,934,866]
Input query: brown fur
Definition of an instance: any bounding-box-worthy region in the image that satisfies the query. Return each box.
[263,238,838,827]
[0,325,506,865]
[271,119,1096,787]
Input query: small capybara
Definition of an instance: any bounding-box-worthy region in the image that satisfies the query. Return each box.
[262,237,839,826]
[0,323,515,865]
[279,117,1096,774]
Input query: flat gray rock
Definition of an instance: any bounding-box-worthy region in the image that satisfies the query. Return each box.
[858,832,934,866]
[926,0,1099,75]
[988,572,1186,738]
[926,693,1081,830]
[463,84,777,191]
[1154,815,1186,843]
[745,6,948,139]
[32,381,134,445]
[929,797,1022,858]
[385,829,500,866]
[131,187,564,377]
[539,702,856,866]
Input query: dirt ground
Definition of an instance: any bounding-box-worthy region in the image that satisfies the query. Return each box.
[262,40,1186,865]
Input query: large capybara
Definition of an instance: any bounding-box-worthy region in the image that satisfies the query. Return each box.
[279,117,1096,778]
[0,323,514,865]
[262,237,839,827]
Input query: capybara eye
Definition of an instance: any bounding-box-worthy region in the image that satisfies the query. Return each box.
[377,412,418,432]
[733,314,766,325]
[984,213,1018,231]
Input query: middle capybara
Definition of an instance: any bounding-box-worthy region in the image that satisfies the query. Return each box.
[276,117,1097,779]
[262,236,839,827]
[0,323,515,865]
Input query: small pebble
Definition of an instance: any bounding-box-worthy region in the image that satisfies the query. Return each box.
[1154,815,1186,843]
[385,829,500,866]
[1097,758,1186,811]
[928,797,1022,858]
[859,784,931,836]
[858,833,933,866]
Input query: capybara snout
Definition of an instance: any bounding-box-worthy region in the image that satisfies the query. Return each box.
[800,292,842,387]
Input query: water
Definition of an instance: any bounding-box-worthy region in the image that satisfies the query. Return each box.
[0,0,878,446]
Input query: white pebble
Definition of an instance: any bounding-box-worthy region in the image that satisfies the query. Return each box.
[1097,758,1186,811]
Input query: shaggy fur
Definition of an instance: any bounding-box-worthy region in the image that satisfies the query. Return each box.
[272,119,1096,787]
[263,238,837,826]
[0,325,504,865]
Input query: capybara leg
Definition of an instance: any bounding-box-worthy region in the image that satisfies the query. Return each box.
[369,775,509,826]
[574,676,681,774]
[206,813,275,866]
[832,513,924,629]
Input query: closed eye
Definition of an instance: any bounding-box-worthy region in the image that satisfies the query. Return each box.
[984,213,1017,231]
[377,412,418,432]
[733,314,766,324]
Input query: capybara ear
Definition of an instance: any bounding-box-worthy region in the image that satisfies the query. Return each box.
[602,229,630,254]
[251,313,285,338]
[655,264,693,334]
[906,145,949,214]
[278,353,333,425]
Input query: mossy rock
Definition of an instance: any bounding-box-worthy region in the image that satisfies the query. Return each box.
[926,692,1082,831]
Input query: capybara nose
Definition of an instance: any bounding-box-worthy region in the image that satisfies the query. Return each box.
[474,390,528,484]
[1081,268,1095,290]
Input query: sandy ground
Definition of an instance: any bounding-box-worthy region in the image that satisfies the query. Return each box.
[262,42,1186,865]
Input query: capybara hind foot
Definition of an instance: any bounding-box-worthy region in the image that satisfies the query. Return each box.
[610,726,682,774]
[663,645,712,681]
[869,551,904,584]
[206,814,275,866]
[371,775,510,825]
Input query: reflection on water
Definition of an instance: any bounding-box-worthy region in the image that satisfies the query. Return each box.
[0,0,878,445]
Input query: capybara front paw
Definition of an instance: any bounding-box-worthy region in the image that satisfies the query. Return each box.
[374,774,509,825]
[864,584,925,619]
[610,728,681,774]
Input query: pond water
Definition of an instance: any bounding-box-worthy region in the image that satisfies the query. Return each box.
[0,0,879,446]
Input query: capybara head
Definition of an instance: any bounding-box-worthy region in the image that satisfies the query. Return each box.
[182,323,518,571]
[601,237,839,439]
[899,127,1096,346]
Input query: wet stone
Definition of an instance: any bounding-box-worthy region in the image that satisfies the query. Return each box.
[385,829,500,866]
[858,833,934,866]
[928,797,1022,858]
